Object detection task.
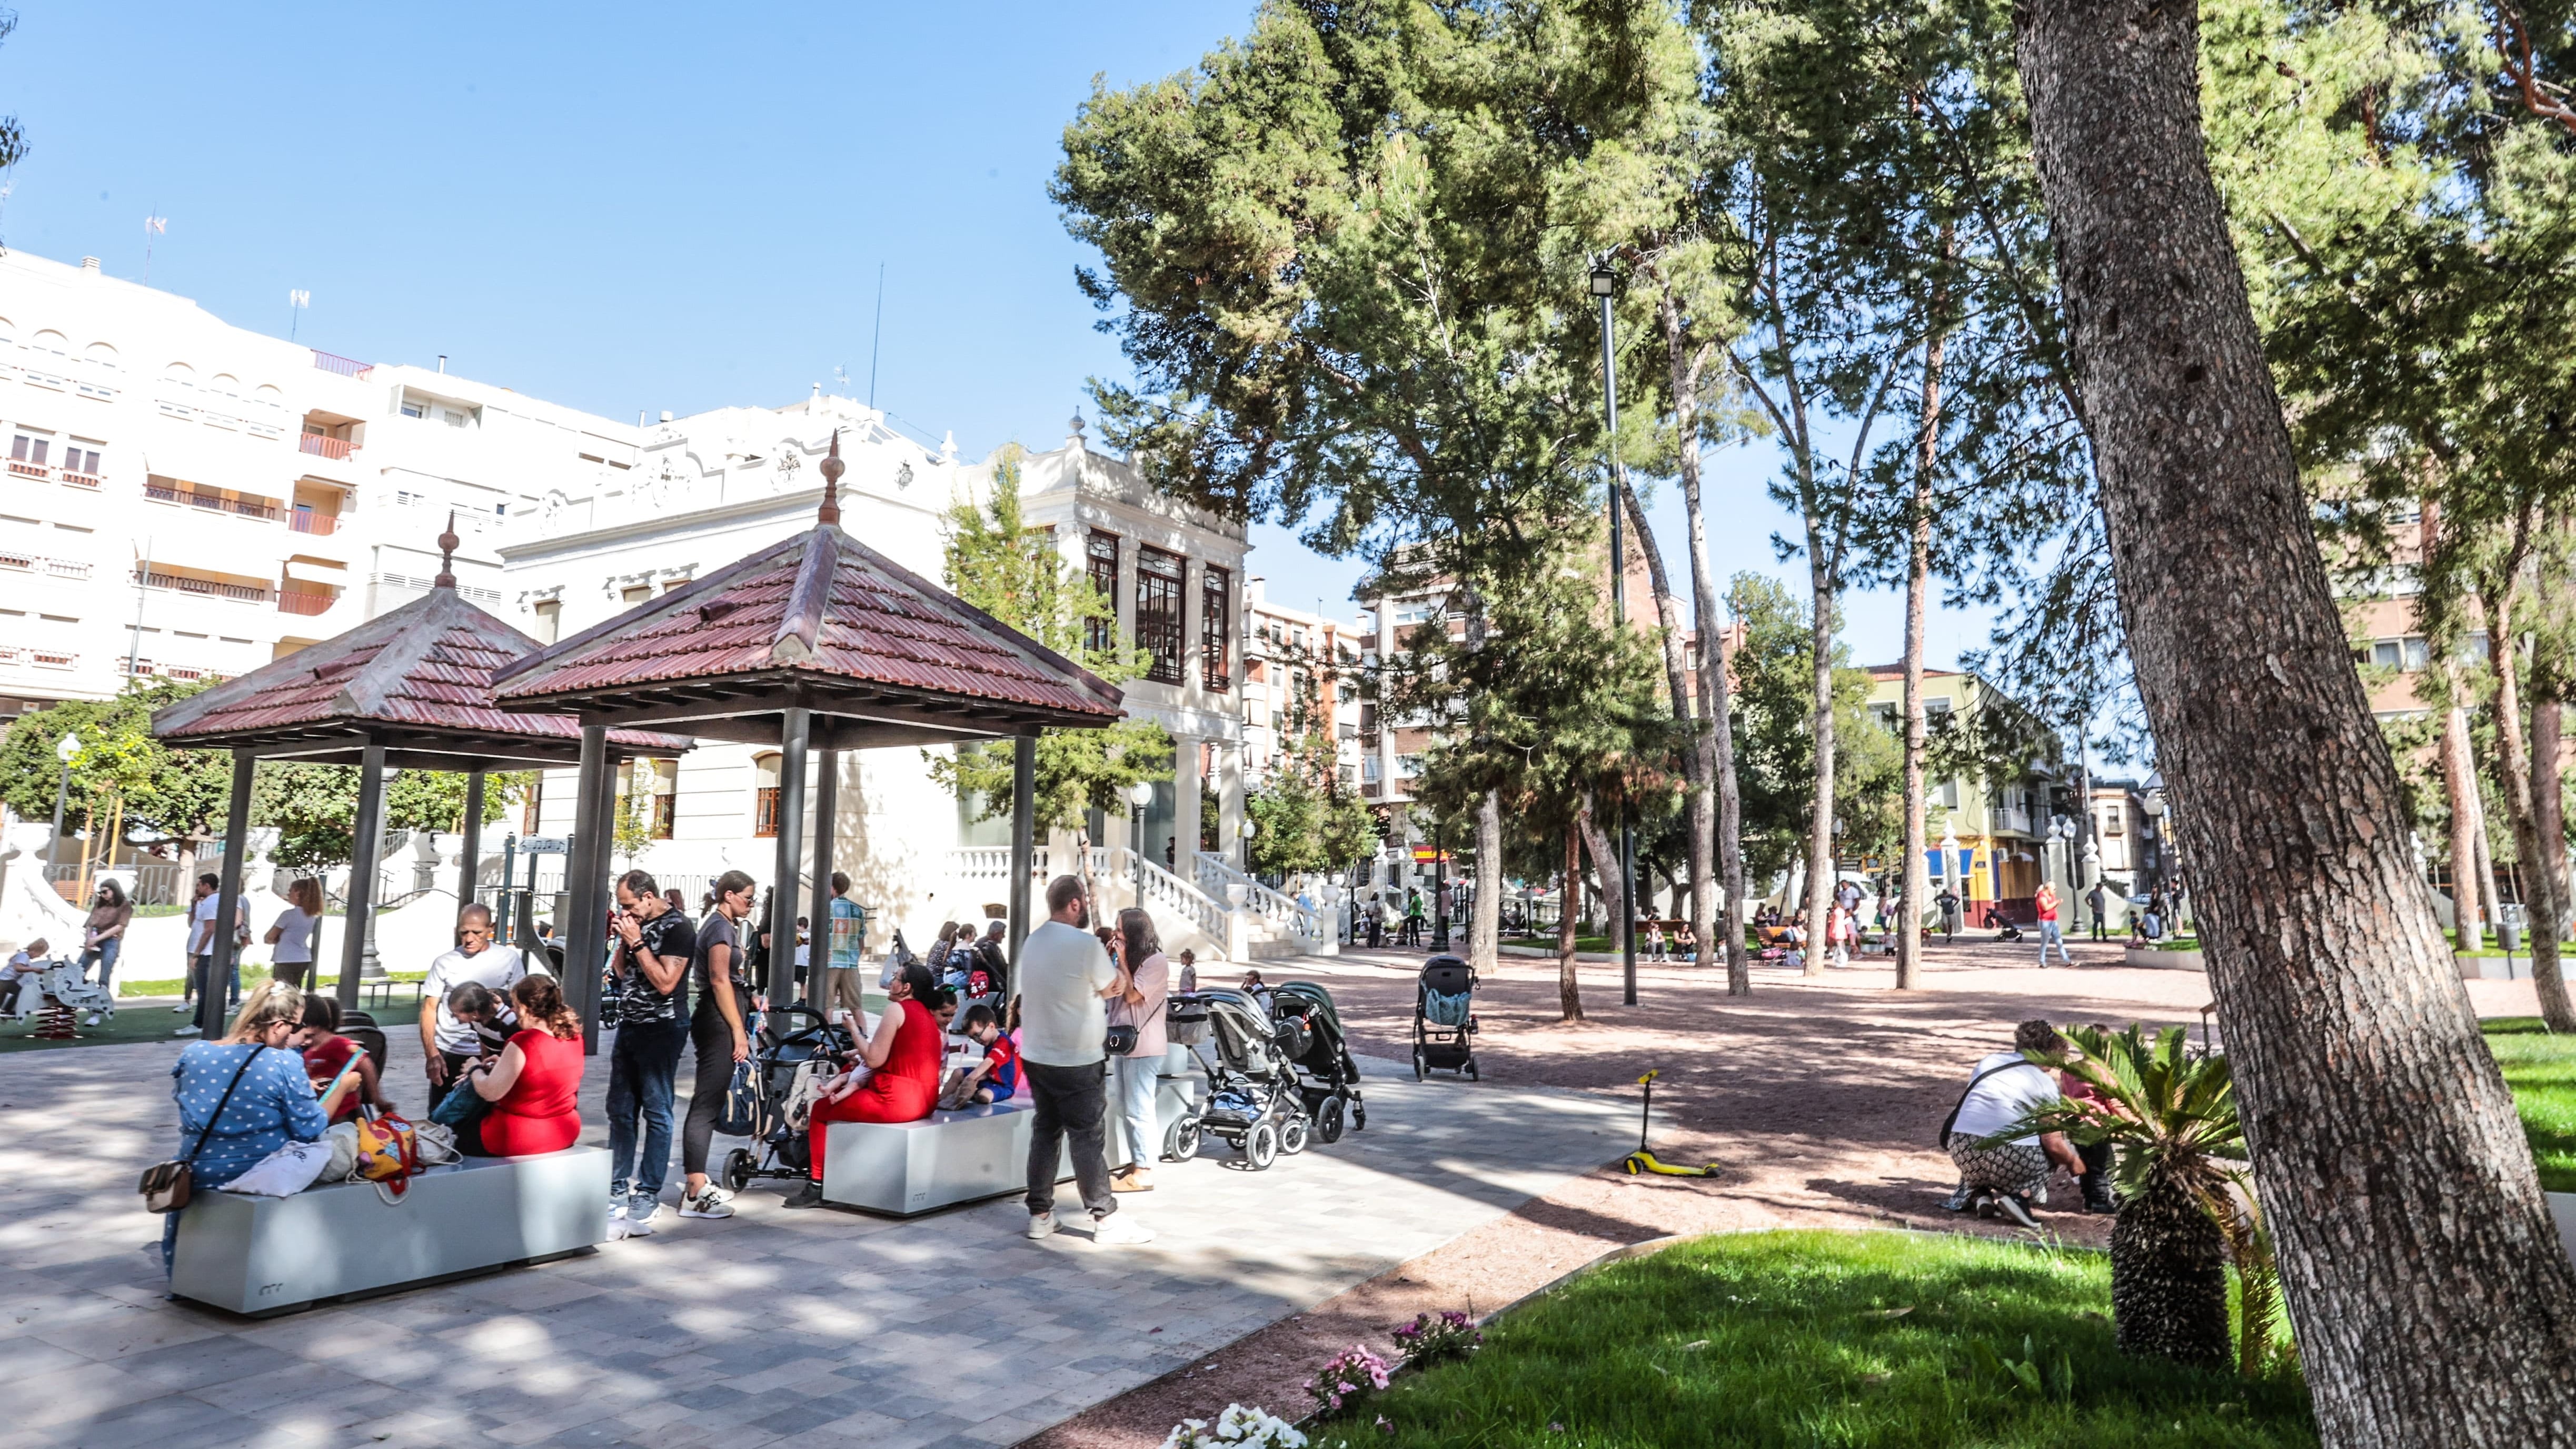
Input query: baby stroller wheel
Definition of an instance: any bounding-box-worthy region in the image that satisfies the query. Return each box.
[1412,1044,1427,1081]
[1245,1120,1279,1170]
[721,1148,753,1193]
[1465,1056,1480,1082]
[1164,1117,1201,1163]
[1280,1114,1311,1156]
[1351,1101,1367,1131]
[1314,1095,1347,1145]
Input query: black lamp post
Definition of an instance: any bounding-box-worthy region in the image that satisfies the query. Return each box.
[1592,260,1639,1007]
[1433,815,1451,950]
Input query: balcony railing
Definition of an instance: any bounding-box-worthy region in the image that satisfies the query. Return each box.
[311,350,373,380]
[58,470,100,489]
[289,510,340,536]
[299,433,359,461]
[278,591,336,617]
[143,480,283,520]
[0,550,93,580]
[134,565,273,604]
[7,460,49,481]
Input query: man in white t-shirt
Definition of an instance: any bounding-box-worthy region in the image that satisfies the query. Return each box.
[419,902,544,1089]
[1017,875,1152,1246]
[1941,1018,2087,1227]
[176,873,247,1037]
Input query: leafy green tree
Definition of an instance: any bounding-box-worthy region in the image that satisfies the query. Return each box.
[1246,669,1373,878]
[0,681,235,869]
[254,763,519,873]
[1723,573,1889,912]
[928,444,1172,887]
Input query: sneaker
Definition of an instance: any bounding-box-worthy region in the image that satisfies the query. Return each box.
[680,1187,735,1219]
[1943,1181,1975,1213]
[1092,1214,1156,1246]
[626,1194,661,1228]
[1026,1212,1057,1240]
[172,1003,191,1014]
[1994,1194,2041,1230]
[781,1182,825,1210]
[173,1025,201,1037]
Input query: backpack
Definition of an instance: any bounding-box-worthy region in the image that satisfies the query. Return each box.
[715,1058,758,1137]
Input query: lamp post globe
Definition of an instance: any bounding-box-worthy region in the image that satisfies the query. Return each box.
[1126,780,1155,904]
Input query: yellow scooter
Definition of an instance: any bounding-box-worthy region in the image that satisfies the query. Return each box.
[1622,1069,1721,1177]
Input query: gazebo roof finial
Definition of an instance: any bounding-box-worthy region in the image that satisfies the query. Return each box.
[818,429,844,527]
[433,512,460,589]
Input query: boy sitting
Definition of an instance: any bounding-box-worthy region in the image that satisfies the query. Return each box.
[952,1003,1021,1106]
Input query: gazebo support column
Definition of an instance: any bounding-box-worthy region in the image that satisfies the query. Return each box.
[1009,735,1036,965]
[335,743,387,1013]
[812,748,839,998]
[568,725,611,1054]
[198,751,258,1039]
[769,709,811,1008]
[458,768,485,922]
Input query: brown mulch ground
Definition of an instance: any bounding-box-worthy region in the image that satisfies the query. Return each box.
[1019,937,2265,1448]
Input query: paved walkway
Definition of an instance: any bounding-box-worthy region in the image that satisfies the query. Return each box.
[0,1005,1628,1449]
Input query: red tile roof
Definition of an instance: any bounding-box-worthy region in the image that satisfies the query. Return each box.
[152,585,690,759]
[490,524,1125,729]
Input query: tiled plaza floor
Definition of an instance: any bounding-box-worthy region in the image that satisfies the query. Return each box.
[0,984,1627,1449]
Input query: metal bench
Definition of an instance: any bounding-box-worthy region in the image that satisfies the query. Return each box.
[170,1146,612,1316]
[820,1075,1199,1217]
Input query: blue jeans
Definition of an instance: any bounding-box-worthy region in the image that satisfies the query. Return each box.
[2038,919,2072,965]
[606,1020,687,1199]
[1111,1051,1161,1170]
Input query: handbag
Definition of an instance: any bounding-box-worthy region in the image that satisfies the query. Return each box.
[138,1048,261,1213]
[1103,1023,1140,1056]
[714,1058,758,1137]
[351,1106,421,1199]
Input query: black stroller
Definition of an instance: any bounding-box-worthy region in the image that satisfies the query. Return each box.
[1413,954,1480,1080]
[719,1004,854,1193]
[1164,988,1311,1170]
[1273,980,1366,1142]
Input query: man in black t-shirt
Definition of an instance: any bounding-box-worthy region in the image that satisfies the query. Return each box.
[679,870,758,1219]
[606,870,694,1233]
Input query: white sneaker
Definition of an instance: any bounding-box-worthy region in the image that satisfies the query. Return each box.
[679,1187,735,1219]
[173,1025,201,1037]
[620,1207,655,1237]
[172,1004,191,1014]
[1026,1212,1057,1240]
[1092,1214,1155,1246]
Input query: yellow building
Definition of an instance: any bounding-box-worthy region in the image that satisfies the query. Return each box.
[1861,667,2066,917]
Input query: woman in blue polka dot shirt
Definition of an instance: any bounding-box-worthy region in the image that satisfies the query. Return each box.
[164,982,330,1272]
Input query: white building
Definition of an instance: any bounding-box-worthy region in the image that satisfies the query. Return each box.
[0,246,634,720]
[1241,579,1363,793]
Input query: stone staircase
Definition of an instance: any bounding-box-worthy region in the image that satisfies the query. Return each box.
[942,846,1330,963]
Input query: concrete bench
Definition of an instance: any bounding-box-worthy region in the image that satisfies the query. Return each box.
[170,1146,612,1317]
[821,1075,1199,1217]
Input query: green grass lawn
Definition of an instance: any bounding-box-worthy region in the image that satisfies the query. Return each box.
[1327,1230,2312,1449]
[2486,1018,2576,1193]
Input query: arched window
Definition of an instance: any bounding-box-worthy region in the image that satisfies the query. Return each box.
[753,753,782,838]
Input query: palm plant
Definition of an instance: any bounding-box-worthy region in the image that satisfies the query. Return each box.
[1981,1023,2256,1372]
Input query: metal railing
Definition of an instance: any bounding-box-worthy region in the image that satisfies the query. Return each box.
[298,433,359,460]
[290,509,339,535]
[58,470,99,489]
[311,350,373,380]
[7,459,48,481]
[134,565,273,603]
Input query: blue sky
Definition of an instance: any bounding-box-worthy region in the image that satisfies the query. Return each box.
[13,2,1991,666]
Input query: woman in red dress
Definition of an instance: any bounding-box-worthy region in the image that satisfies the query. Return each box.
[465,975,585,1156]
[785,961,945,1208]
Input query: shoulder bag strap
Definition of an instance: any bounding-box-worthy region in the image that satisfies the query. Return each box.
[1940,1061,2029,1149]
[186,1048,264,1164]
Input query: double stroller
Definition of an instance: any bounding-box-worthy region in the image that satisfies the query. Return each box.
[718,1004,856,1193]
[1163,982,1365,1170]
[1412,954,1480,1080]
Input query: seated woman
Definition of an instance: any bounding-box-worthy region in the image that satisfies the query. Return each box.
[1943,1018,2086,1227]
[1673,923,1698,963]
[164,982,330,1272]
[295,995,389,1123]
[784,961,944,1208]
[461,975,585,1156]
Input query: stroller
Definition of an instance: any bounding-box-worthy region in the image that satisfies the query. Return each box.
[1272,980,1366,1143]
[719,1004,855,1193]
[1413,954,1479,1080]
[1164,988,1311,1170]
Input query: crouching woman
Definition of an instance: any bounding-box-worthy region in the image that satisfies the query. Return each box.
[461,975,585,1156]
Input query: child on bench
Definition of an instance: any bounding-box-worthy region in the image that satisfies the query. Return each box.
[942,1001,1023,1108]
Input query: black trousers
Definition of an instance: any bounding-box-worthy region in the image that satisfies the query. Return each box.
[682,987,744,1178]
[2077,1138,2114,1179]
[1023,1058,1115,1220]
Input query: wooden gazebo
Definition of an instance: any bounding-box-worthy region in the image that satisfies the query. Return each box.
[490,435,1123,1033]
[152,523,690,1039]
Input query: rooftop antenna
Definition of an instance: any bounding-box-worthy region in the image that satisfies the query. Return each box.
[143,211,166,284]
[867,262,886,409]
[433,511,460,589]
[288,289,309,342]
[818,430,844,528]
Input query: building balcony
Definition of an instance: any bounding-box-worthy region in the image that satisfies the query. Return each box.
[0,644,77,672]
[277,590,338,617]
[310,350,373,380]
[144,479,284,522]
[58,470,100,490]
[289,509,340,537]
[7,459,49,482]
[134,565,274,606]
[298,432,360,461]
[0,548,92,581]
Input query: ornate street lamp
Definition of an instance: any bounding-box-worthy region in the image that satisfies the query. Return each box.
[1590,258,1639,1007]
[1127,779,1156,905]
[47,732,79,882]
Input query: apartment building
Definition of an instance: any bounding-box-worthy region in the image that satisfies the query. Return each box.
[0,245,634,720]
[1862,666,2068,914]
[1240,579,1361,792]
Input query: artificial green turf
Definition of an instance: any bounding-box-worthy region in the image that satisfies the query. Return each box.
[1322,1230,2312,1449]
[2485,1018,2576,1193]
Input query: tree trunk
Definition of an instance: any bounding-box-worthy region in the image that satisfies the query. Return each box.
[2490,578,2576,1030]
[1803,555,1837,978]
[2018,0,2576,1435]
[1557,825,1583,1022]
[2444,694,2487,951]
[1471,789,1501,974]
[2535,687,2569,998]
[2110,1169,2232,1371]
[1659,303,1728,981]
[2476,800,2507,942]
[1618,480,1708,965]
[1898,274,1948,993]
[1577,795,1624,954]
